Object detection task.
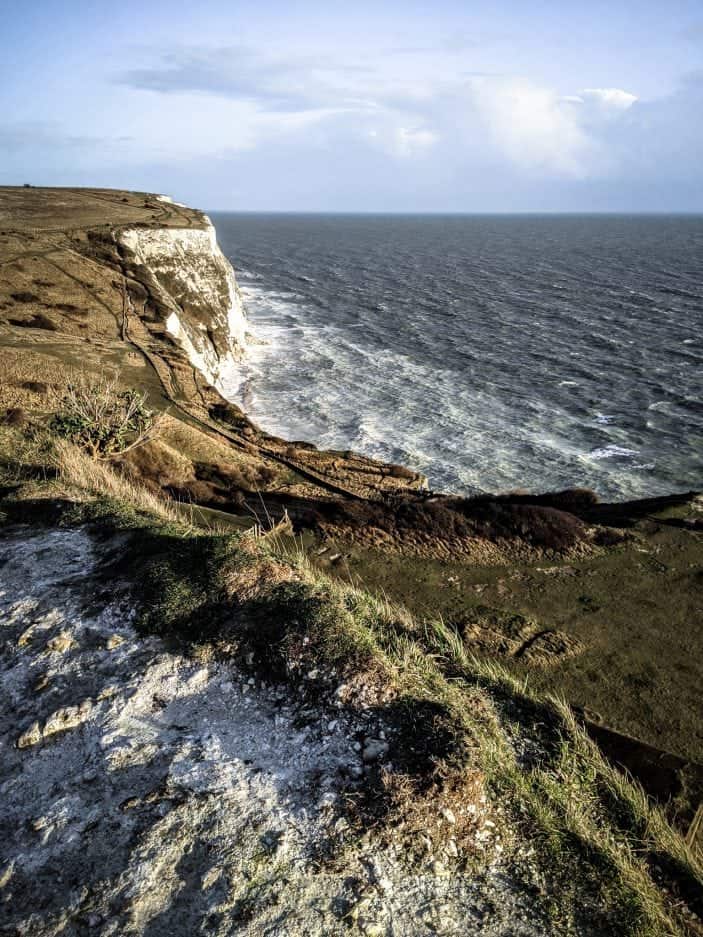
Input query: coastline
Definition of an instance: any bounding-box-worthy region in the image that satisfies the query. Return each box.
[1,186,701,933]
[208,210,703,502]
[0,185,700,748]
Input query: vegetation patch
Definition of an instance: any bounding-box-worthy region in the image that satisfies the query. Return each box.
[49,375,162,459]
[21,380,50,395]
[10,290,40,303]
[315,489,596,558]
[2,407,27,427]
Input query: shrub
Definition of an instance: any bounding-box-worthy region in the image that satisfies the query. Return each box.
[21,381,49,395]
[209,401,247,427]
[50,375,163,460]
[32,312,59,330]
[8,313,58,331]
[387,463,419,481]
[2,407,27,427]
[10,291,40,303]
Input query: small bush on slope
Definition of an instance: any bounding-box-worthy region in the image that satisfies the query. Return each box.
[50,375,162,459]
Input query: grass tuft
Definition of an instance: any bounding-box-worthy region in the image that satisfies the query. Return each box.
[53,439,188,525]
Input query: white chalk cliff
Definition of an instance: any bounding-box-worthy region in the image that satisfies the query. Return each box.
[118,215,247,389]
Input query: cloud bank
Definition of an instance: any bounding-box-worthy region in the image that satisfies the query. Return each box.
[110,45,700,182]
[2,36,702,210]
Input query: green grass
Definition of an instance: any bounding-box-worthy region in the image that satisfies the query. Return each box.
[314,524,703,769]
[1,430,702,935]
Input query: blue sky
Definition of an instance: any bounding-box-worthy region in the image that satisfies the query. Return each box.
[1,0,702,211]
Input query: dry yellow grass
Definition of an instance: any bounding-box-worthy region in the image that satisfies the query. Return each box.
[53,439,188,525]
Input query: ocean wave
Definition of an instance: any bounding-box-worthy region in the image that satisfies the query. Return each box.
[589,445,640,461]
[216,213,703,499]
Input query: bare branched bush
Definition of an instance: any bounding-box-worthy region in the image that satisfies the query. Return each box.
[50,374,164,460]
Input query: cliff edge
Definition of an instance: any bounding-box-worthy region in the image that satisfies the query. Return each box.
[118,207,248,388]
[0,186,428,508]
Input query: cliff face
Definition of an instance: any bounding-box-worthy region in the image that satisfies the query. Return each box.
[118,217,247,389]
[0,184,427,514]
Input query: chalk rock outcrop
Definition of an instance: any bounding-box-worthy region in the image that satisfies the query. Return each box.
[1,525,545,937]
[118,217,247,389]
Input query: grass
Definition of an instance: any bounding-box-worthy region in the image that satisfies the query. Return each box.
[427,620,703,931]
[0,425,248,534]
[53,438,188,525]
[120,519,702,931]
[1,423,702,935]
[323,521,703,768]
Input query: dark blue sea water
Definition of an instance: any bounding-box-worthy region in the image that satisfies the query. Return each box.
[213,213,703,499]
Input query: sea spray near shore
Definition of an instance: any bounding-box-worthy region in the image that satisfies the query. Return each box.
[215,212,703,499]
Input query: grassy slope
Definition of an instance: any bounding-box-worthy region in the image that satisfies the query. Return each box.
[1,437,702,936]
[0,186,422,511]
[313,508,703,767]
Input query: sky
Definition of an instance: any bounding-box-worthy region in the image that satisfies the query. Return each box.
[1,0,702,212]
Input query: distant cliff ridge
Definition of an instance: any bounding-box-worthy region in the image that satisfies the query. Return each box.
[118,215,248,389]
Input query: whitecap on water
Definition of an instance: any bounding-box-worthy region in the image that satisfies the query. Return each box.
[589,445,640,461]
[212,213,703,500]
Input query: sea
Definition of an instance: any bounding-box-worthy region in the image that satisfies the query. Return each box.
[213,213,703,500]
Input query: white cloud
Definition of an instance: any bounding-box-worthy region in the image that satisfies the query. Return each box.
[33,37,683,192]
[113,45,649,179]
[579,87,638,110]
[570,87,639,127]
[467,77,600,177]
[360,115,438,158]
[393,125,438,156]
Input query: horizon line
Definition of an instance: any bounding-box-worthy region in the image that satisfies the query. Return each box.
[206,208,703,217]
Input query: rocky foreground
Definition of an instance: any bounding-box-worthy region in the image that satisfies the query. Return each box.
[3,524,553,937]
